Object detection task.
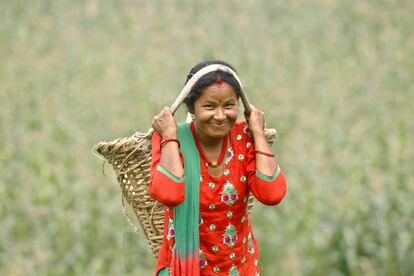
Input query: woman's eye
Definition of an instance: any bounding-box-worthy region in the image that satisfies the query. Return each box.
[225,103,235,108]
[203,105,214,109]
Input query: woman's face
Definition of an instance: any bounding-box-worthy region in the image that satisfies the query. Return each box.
[192,82,239,139]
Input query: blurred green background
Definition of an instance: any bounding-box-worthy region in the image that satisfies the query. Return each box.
[1,0,413,275]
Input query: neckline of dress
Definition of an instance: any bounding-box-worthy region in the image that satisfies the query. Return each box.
[190,122,229,168]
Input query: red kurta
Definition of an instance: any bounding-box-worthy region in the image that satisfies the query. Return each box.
[149,122,287,276]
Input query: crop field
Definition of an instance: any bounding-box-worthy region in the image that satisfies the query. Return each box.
[1,0,413,275]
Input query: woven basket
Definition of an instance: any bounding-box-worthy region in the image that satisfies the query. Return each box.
[92,65,278,257]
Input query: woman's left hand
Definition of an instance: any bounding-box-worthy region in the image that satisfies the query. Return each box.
[246,104,266,136]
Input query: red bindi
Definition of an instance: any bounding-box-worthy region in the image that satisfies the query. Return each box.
[215,72,223,86]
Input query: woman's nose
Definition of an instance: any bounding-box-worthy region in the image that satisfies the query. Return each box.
[214,108,226,120]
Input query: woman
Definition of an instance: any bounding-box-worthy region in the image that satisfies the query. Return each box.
[149,60,287,276]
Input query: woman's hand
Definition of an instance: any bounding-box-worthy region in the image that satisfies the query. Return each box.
[246,104,266,136]
[152,107,177,138]
[246,104,278,177]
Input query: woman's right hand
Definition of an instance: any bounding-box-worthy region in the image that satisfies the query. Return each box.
[152,107,177,138]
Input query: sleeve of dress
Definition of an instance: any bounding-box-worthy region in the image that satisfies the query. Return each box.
[245,134,287,206]
[149,131,186,207]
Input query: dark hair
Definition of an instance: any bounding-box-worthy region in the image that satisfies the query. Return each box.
[183,60,242,112]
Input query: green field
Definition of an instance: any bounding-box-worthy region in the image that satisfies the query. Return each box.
[1,0,413,275]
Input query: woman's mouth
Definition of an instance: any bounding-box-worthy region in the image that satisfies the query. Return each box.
[211,122,228,128]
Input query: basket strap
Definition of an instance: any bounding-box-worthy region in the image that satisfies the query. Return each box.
[170,64,252,117]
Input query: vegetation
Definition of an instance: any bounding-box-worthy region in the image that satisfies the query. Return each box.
[1,0,413,275]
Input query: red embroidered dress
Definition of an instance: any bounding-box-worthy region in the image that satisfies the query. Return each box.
[150,122,287,276]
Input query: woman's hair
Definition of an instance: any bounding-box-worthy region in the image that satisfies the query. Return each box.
[183,60,242,113]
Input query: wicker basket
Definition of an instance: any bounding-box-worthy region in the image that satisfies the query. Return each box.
[93,127,276,257]
[92,65,278,257]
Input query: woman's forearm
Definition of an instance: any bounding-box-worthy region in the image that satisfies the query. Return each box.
[252,131,278,176]
[159,141,185,178]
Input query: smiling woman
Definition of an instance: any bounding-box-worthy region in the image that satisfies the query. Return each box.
[192,82,239,142]
[149,60,287,276]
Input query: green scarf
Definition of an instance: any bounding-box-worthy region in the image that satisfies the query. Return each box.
[172,123,200,274]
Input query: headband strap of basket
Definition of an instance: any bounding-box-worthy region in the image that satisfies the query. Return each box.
[170,64,251,116]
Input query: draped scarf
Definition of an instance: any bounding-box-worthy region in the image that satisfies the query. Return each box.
[170,122,200,276]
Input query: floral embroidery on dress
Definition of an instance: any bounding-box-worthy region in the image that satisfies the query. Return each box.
[221,181,238,206]
[225,147,234,165]
[247,232,255,254]
[223,168,230,176]
[167,218,175,240]
[243,125,251,136]
[229,265,240,276]
[223,223,238,248]
[199,249,208,269]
